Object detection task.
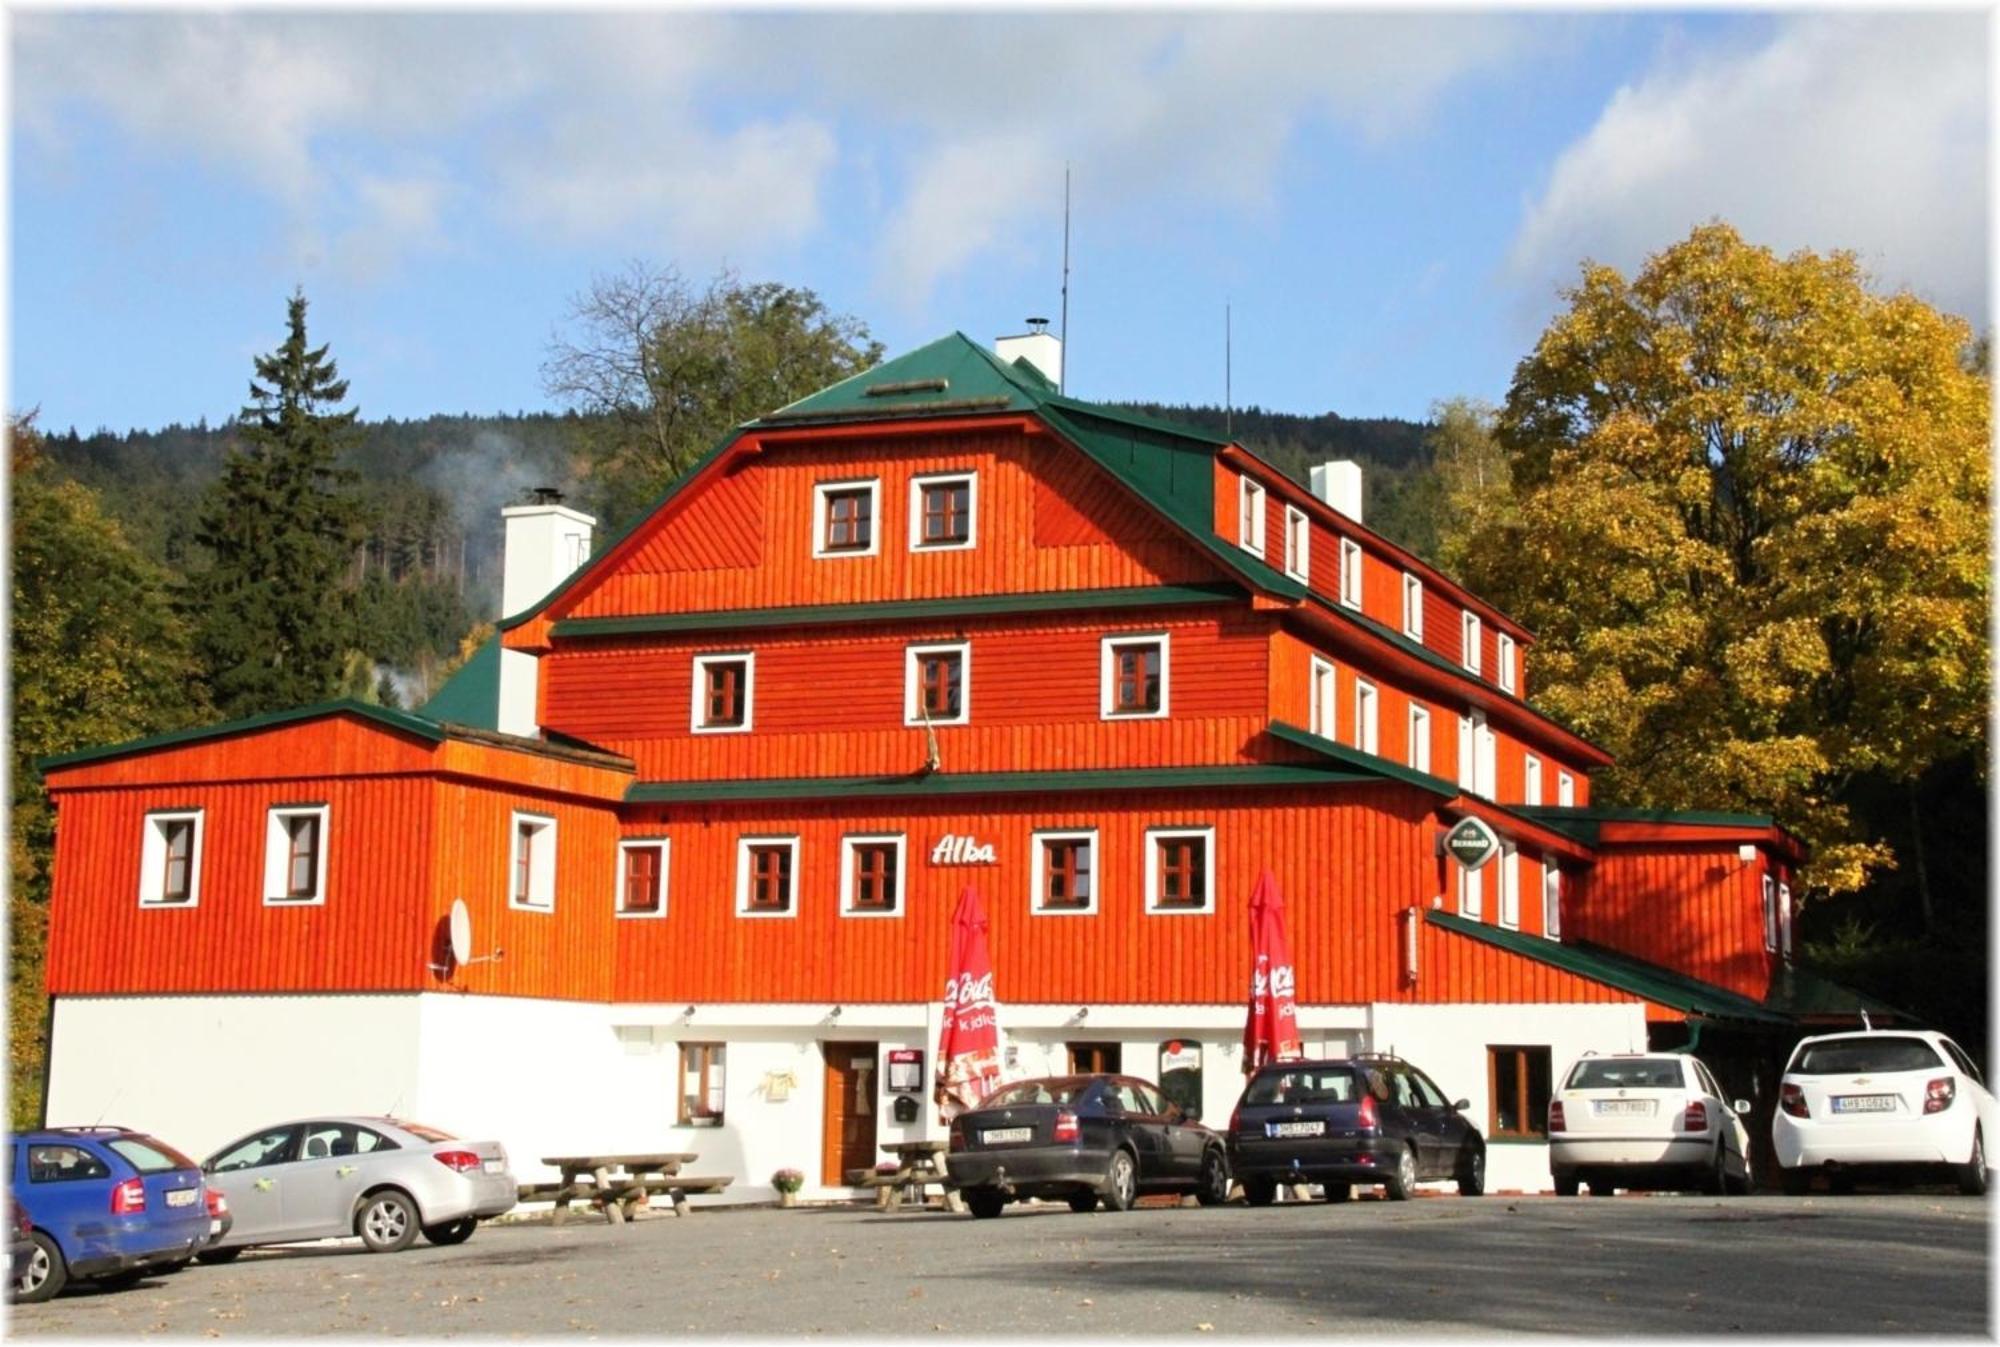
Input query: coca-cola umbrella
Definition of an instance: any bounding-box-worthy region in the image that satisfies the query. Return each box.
[1243,869,1304,1071]
[936,883,1004,1116]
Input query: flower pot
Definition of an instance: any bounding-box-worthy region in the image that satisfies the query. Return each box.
[778,1190,797,1208]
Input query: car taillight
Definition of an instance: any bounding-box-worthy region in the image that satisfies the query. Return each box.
[1228,1105,1241,1134]
[1926,1076,1957,1115]
[1357,1093,1378,1131]
[206,1186,227,1216]
[433,1150,483,1174]
[1548,1100,1566,1133]
[948,1123,965,1153]
[110,1177,146,1214]
[1052,1111,1080,1143]
[1780,1083,1809,1118]
[1681,1099,1708,1132]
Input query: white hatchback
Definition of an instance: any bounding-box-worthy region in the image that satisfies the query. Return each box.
[1772,1029,1997,1195]
[1547,1052,1754,1196]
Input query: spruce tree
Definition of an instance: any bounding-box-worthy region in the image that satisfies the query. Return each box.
[187,290,363,718]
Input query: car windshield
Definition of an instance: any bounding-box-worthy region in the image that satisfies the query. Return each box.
[1792,1037,1945,1075]
[394,1121,458,1143]
[1242,1067,1361,1105]
[984,1080,1091,1108]
[1566,1059,1686,1090]
[107,1136,196,1173]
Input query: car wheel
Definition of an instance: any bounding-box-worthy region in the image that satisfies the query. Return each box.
[1958,1127,1988,1197]
[1779,1167,1810,1197]
[14,1232,67,1304]
[1456,1144,1486,1198]
[1065,1193,1099,1214]
[1728,1161,1756,1197]
[1194,1149,1231,1207]
[1552,1171,1579,1197]
[356,1190,421,1253]
[1587,1177,1616,1197]
[1101,1149,1138,1213]
[1704,1144,1729,1197]
[194,1247,244,1265]
[1325,1183,1352,1203]
[421,1218,478,1246]
[1242,1177,1277,1207]
[1384,1145,1419,1201]
[965,1189,1007,1219]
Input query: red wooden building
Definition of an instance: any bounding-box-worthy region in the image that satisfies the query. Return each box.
[38,329,1879,1196]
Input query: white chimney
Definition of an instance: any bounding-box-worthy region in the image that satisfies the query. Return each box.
[498,490,595,738]
[994,318,1062,389]
[1310,460,1364,524]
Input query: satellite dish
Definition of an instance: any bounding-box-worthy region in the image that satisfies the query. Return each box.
[449,899,473,966]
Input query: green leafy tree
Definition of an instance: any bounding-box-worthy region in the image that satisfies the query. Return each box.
[543,264,883,524]
[1466,223,1989,901]
[9,414,209,1125]
[186,290,364,718]
[1427,397,1510,576]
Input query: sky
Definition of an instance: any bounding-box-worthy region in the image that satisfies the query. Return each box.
[9,7,1991,435]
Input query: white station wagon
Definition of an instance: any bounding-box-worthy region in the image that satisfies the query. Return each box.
[1772,1029,1997,1195]
[1547,1052,1754,1196]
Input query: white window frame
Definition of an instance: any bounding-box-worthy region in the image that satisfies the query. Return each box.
[1779,881,1793,958]
[840,833,906,919]
[1354,679,1379,755]
[1402,572,1424,640]
[1457,714,1476,791]
[1497,846,1520,930]
[1458,859,1484,920]
[903,640,970,727]
[1145,825,1217,916]
[1282,505,1310,582]
[1475,718,1497,800]
[1030,829,1099,916]
[812,478,881,559]
[908,471,978,552]
[1237,476,1267,557]
[1408,704,1431,774]
[1309,656,1337,740]
[736,835,801,919]
[1543,861,1562,940]
[1557,771,1575,807]
[1462,611,1482,675]
[263,803,330,906]
[1523,754,1542,808]
[508,811,558,912]
[615,838,670,920]
[1100,632,1170,720]
[138,808,204,908]
[1339,538,1364,610]
[691,651,755,735]
[1762,874,1778,952]
[1496,633,1517,694]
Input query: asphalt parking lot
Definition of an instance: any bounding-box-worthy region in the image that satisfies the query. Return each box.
[7,1192,1988,1336]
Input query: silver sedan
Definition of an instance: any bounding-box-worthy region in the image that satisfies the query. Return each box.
[197,1117,515,1259]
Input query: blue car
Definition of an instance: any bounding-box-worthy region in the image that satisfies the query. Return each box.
[10,1128,208,1303]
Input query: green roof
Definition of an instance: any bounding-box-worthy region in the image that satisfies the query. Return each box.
[552,584,1240,640]
[627,762,1369,805]
[1763,963,1907,1021]
[759,333,1048,423]
[1266,720,1457,798]
[419,635,503,729]
[1513,805,1783,849]
[37,698,448,774]
[1425,910,1793,1024]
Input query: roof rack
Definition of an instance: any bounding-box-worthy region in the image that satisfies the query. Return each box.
[43,1125,134,1134]
[1350,1052,1406,1065]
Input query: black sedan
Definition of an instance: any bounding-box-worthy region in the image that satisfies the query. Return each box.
[1227,1054,1486,1202]
[946,1074,1232,1217]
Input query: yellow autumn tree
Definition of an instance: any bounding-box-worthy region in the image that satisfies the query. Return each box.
[1465,224,1989,898]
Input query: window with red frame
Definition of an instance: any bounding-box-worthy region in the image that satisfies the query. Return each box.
[1041,837,1093,911]
[822,487,873,552]
[621,844,663,914]
[1114,643,1161,714]
[918,650,963,721]
[919,479,971,546]
[701,659,747,729]
[748,844,793,912]
[1155,835,1207,909]
[849,843,899,912]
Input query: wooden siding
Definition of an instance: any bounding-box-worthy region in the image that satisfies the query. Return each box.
[1414,918,1662,1014]
[1569,846,1772,999]
[42,716,439,790]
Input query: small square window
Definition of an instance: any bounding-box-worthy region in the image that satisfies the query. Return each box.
[905,642,969,726]
[1462,611,1482,675]
[264,804,329,905]
[813,480,879,557]
[139,809,204,907]
[1101,634,1169,719]
[1283,506,1310,582]
[510,812,557,911]
[1032,830,1098,915]
[910,473,977,550]
[1146,826,1215,915]
[1402,573,1424,640]
[1339,539,1363,609]
[737,837,799,918]
[1309,656,1336,740]
[680,1043,726,1126]
[1238,477,1267,557]
[618,839,670,918]
[842,834,905,916]
[692,653,754,734]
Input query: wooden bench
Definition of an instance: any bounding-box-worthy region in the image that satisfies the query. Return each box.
[526,1153,733,1224]
[849,1141,965,1213]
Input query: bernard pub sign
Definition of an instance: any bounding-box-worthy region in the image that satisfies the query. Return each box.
[1441,816,1501,871]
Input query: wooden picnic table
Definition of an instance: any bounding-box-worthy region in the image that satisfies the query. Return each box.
[526,1152,732,1225]
[869,1139,965,1214]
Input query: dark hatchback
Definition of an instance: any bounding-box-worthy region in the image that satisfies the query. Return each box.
[946,1074,1232,1217]
[1228,1055,1486,1202]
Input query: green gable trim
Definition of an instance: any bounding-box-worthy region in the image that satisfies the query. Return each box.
[626,763,1369,805]
[551,584,1241,640]
[1266,721,1456,798]
[1425,910,1793,1024]
[36,698,447,775]
[418,635,503,729]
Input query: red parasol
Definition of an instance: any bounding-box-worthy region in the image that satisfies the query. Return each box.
[1243,869,1304,1072]
[936,884,1004,1116]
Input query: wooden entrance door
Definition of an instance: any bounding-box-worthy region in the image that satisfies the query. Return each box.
[822,1043,879,1187]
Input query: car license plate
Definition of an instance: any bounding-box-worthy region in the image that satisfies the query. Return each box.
[1267,1120,1325,1138]
[166,1188,198,1207]
[209,1218,223,1235]
[1832,1094,1899,1114]
[1594,1100,1655,1116]
[983,1127,1031,1144]
[483,1159,505,1174]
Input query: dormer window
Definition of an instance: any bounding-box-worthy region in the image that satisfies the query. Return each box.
[814,480,879,557]
[911,473,976,551]
[1238,477,1266,557]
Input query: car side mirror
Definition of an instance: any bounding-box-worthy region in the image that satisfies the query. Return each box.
[1452,1099,1471,1112]
[1732,1099,1752,1115]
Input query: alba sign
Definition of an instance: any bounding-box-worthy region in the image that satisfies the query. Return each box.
[1442,816,1501,871]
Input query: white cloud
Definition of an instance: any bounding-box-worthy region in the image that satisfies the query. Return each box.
[1508,14,1989,323]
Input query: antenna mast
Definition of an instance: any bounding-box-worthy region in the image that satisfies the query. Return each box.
[1060,163,1071,395]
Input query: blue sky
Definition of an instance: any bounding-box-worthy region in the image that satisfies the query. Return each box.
[11,9,1989,434]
